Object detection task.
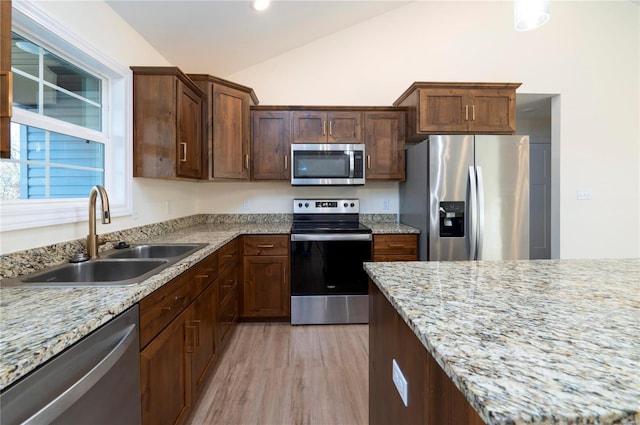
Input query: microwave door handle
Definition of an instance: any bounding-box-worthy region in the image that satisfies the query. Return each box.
[349,151,355,178]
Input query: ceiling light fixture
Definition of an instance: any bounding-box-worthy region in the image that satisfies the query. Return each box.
[514,0,550,31]
[252,0,271,11]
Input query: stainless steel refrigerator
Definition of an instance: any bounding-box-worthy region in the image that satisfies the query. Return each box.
[399,135,530,261]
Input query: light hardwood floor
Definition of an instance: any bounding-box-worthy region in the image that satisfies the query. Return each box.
[187,323,369,425]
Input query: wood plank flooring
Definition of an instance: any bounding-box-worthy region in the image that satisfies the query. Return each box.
[187,323,369,425]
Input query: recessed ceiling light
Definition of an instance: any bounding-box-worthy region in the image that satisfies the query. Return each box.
[252,0,271,11]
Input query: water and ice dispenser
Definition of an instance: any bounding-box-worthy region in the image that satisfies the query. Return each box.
[439,201,465,237]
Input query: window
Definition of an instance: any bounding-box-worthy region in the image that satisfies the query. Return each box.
[1,2,132,231]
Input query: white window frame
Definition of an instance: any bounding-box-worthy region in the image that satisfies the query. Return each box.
[1,1,133,231]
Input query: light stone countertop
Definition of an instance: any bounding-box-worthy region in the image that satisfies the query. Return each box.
[0,218,418,391]
[0,223,285,390]
[364,259,640,425]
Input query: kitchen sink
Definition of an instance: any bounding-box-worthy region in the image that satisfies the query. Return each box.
[2,259,169,288]
[1,243,208,288]
[107,243,206,259]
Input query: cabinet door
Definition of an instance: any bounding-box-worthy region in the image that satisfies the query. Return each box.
[364,112,405,180]
[213,84,250,179]
[242,256,290,318]
[251,110,291,180]
[418,88,469,133]
[140,308,191,425]
[468,88,516,133]
[217,265,239,349]
[177,81,203,179]
[190,282,217,398]
[292,110,327,143]
[327,111,363,143]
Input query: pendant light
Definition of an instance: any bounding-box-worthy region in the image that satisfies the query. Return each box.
[514,0,550,31]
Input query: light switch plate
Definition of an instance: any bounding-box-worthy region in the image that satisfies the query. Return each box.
[577,190,592,200]
[392,359,408,407]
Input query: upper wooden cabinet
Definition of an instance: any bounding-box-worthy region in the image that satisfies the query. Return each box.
[394,82,520,142]
[132,67,204,179]
[0,0,11,158]
[364,111,406,181]
[292,110,363,143]
[189,74,258,181]
[251,109,291,181]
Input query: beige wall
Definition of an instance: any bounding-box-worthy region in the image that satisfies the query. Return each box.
[2,1,638,260]
[226,1,640,259]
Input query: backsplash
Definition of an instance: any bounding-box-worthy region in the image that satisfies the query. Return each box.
[0,213,397,280]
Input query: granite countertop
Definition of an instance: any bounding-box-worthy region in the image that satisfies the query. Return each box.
[0,217,419,391]
[0,223,288,391]
[364,259,640,425]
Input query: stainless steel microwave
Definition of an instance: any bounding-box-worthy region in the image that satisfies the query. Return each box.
[291,143,365,186]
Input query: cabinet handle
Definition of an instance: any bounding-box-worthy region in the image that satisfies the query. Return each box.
[195,274,209,279]
[388,244,405,248]
[244,154,249,169]
[329,121,332,136]
[367,155,371,170]
[257,244,274,248]
[284,155,288,171]
[185,323,196,353]
[222,254,233,258]
[472,105,476,121]
[180,142,187,162]
[465,105,469,121]
[323,120,326,136]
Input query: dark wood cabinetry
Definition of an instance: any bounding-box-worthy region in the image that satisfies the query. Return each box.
[251,110,291,181]
[292,110,363,143]
[369,281,485,425]
[394,82,520,142]
[241,235,290,319]
[139,243,239,425]
[189,74,258,180]
[0,0,11,158]
[372,234,418,262]
[132,67,204,179]
[364,111,406,180]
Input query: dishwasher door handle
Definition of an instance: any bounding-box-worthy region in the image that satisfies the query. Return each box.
[23,324,137,425]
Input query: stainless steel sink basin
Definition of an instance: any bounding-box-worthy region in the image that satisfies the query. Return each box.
[2,259,169,288]
[107,243,206,259]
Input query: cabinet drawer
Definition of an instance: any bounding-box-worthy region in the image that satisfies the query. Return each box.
[243,235,289,256]
[218,239,239,271]
[218,264,238,305]
[139,271,192,349]
[373,234,418,256]
[191,251,218,298]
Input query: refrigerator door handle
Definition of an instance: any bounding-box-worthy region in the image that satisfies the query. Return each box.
[467,166,478,260]
[476,166,485,260]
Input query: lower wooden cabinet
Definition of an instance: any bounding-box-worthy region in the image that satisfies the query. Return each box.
[372,234,418,262]
[369,281,484,425]
[241,235,290,319]
[140,306,191,425]
[139,243,240,425]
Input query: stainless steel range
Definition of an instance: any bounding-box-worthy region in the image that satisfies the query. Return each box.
[290,199,372,325]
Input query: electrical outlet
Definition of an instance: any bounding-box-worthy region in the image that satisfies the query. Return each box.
[383,199,390,211]
[242,199,251,211]
[165,200,171,215]
[392,359,408,407]
[577,190,592,200]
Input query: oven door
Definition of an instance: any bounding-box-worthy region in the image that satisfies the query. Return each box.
[290,234,371,296]
[291,144,365,185]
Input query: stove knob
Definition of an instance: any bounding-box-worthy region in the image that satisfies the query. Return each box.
[350,202,355,208]
[298,202,303,208]
[343,202,348,208]
[305,202,309,208]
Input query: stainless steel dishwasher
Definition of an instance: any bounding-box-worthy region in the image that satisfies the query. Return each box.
[0,305,141,425]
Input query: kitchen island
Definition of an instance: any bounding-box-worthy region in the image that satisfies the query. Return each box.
[364,259,639,425]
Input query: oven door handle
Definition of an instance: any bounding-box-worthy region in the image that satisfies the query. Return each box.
[291,234,372,242]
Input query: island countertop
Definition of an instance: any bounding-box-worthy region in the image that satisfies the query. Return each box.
[364,259,640,425]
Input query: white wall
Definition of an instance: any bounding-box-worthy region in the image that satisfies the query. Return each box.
[227,1,640,259]
[0,1,200,254]
[3,1,638,260]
